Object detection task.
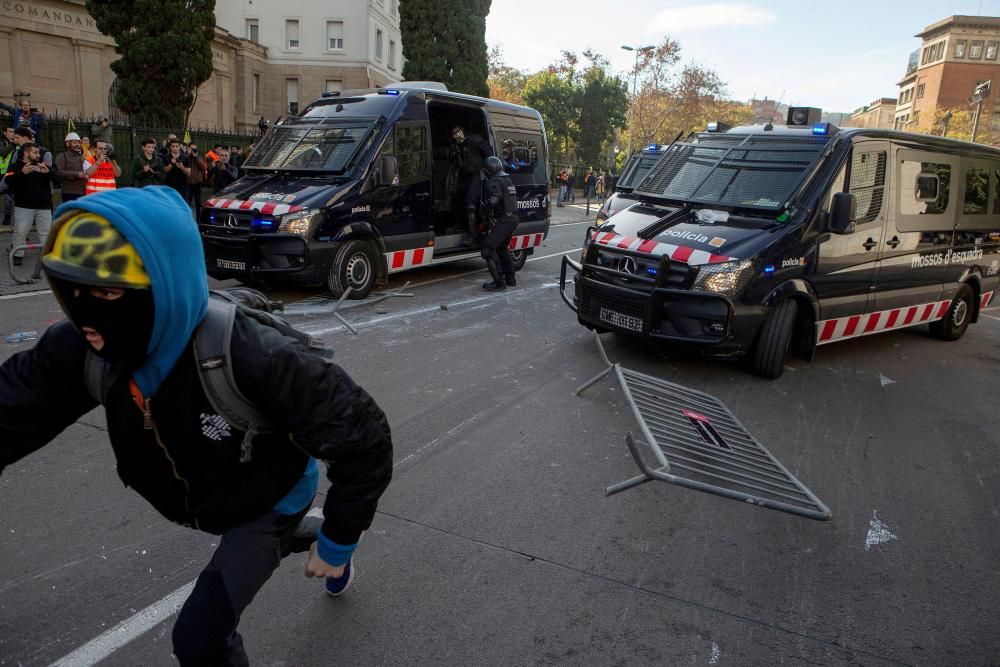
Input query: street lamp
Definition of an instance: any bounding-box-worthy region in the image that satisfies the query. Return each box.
[622,44,655,157]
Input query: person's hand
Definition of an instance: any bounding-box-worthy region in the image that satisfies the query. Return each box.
[38,163,49,173]
[21,164,35,174]
[143,164,152,173]
[304,542,346,579]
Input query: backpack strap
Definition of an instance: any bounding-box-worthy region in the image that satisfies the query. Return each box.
[193,299,272,442]
[84,350,122,405]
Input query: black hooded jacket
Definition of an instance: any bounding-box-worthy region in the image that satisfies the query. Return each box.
[0,311,393,544]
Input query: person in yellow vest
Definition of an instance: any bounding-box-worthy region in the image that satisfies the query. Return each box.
[83,139,121,195]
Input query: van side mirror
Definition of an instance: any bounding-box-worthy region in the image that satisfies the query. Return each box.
[379,156,399,187]
[828,192,856,234]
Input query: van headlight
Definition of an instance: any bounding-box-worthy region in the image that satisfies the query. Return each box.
[692,259,754,296]
[277,209,320,236]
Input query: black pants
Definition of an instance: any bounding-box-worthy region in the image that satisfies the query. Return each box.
[172,508,307,666]
[480,217,518,280]
[61,193,83,203]
[461,174,482,210]
[188,183,203,212]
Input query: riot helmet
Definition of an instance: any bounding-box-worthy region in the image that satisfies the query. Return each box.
[485,156,504,176]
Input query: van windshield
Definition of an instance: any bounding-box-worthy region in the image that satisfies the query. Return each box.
[244,121,376,172]
[633,133,832,211]
[617,152,663,192]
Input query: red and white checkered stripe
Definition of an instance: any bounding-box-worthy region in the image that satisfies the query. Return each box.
[980,290,994,309]
[591,231,734,266]
[204,198,305,216]
[509,233,544,250]
[816,299,953,345]
[386,247,435,273]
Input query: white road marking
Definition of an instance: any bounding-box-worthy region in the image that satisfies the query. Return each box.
[981,313,1000,322]
[864,510,898,550]
[709,642,721,664]
[0,289,52,300]
[298,283,557,336]
[49,580,196,666]
[879,373,896,387]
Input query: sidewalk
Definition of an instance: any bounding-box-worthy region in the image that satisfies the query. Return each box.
[548,189,601,226]
[0,227,50,298]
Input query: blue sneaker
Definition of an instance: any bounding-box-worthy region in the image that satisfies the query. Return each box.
[325,559,355,597]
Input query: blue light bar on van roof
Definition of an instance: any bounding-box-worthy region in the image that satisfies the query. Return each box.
[385,89,400,95]
[646,144,662,151]
[812,122,831,136]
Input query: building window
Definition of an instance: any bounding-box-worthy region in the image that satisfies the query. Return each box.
[988,41,999,60]
[286,78,299,114]
[954,40,966,58]
[252,73,260,112]
[326,21,344,50]
[246,19,259,43]
[917,83,925,99]
[286,19,300,50]
[375,28,384,61]
[391,0,398,15]
[325,80,343,94]
[389,40,397,69]
[970,40,984,59]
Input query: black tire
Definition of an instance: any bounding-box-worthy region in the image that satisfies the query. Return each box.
[327,240,376,299]
[929,284,973,341]
[510,248,528,272]
[751,299,798,379]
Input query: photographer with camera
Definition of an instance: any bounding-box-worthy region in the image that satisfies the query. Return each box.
[163,139,192,199]
[0,98,47,136]
[83,139,120,194]
[4,142,54,265]
[90,113,113,146]
[208,148,238,193]
[131,138,164,188]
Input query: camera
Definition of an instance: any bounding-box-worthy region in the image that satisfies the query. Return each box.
[104,143,115,159]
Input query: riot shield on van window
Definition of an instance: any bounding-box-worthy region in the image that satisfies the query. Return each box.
[576,332,831,521]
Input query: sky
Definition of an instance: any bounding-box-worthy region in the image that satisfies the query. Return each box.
[485,0,1000,112]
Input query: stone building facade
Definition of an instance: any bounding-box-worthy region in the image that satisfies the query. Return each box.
[0,0,403,133]
[896,15,1000,133]
[850,98,898,130]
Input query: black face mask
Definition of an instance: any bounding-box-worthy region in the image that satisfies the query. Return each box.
[54,281,155,369]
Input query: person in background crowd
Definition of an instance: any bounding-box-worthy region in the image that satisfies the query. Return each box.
[556,168,568,206]
[90,113,114,146]
[132,138,164,188]
[54,132,89,203]
[186,143,206,213]
[162,140,191,199]
[5,142,54,266]
[1,126,17,225]
[159,134,178,164]
[596,171,606,203]
[566,169,576,203]
[0,98,47,136]
[83,139,121,195]
[11,127,54,170]
[80,136,95,162]
[208,149,238,192]
[229,145,243,176]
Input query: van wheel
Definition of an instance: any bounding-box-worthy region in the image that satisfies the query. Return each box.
[929,284,973,341]
[328,240,376,299]
[752,299,798,379]
[510,249,528,272]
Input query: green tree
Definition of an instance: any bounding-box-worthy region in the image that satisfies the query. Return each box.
[574,51,628,169]
[85,0,216,126]
[522,69,578,159]
[400,0,491,97]
[487,46,528,104]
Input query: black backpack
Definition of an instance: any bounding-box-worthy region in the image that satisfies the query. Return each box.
[84,288,332,437]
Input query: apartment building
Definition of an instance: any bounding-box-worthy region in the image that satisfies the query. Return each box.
[850,98,898,129]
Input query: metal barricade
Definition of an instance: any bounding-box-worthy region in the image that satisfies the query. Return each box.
[7,242,45,285]
[576,331,831,521]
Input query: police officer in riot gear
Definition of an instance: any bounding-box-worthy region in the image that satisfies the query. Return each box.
[480,156,519,291]
[449,125,493,233]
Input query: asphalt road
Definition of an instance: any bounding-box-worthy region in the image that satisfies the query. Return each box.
[2,217,999,666]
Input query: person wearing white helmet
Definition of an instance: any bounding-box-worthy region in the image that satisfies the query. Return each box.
[54,131,90,203]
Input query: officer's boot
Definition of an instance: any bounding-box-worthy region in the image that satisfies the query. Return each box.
[483,259,505,290]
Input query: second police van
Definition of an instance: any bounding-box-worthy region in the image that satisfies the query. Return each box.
[561,108,1000,378]
[199,82,550,297]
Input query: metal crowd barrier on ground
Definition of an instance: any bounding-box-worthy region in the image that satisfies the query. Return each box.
[575,331,832,521]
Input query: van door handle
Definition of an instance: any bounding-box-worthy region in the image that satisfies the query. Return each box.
[886,236,901,248]
[862,238,877,251]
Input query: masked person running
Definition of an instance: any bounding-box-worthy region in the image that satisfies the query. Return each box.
[480,156,519,291]
[0,187,393,665]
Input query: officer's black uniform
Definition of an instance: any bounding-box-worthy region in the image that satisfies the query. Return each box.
[480,156,519,291]
[449,126,493,231]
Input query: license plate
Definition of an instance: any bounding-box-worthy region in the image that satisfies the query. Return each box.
[216,258,246,271]
[600,307,643,332]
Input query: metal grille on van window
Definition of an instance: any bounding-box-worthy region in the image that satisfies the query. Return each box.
[849,151,886,225]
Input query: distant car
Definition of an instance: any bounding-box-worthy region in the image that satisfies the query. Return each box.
[596,144,666,224]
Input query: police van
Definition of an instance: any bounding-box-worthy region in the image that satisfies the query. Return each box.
[596,144,666,224]
[560,107,1000,378]
[200,83,550,297]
